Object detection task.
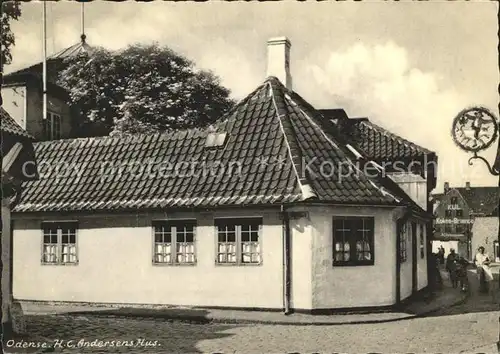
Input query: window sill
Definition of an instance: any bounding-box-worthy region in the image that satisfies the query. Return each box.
[332,262,374,267]
[152,262,197,267]
[41,262,79,266]
[215,262,262,267]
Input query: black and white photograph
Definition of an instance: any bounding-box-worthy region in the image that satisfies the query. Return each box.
[1,1,499,353]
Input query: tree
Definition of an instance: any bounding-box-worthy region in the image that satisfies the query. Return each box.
[58,43,235,137]
[1,1,21,68]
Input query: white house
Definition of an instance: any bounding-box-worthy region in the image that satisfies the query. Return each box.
[11,38,437,313]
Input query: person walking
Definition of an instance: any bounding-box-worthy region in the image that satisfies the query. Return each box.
[456,256,470,292]
[446,248,459,288]
[474,246,493,293]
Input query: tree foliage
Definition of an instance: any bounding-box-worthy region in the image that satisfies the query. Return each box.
[58,43,235,137]
[1,1,21,67]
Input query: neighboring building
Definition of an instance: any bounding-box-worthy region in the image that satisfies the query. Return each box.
[1,38,94,141]
[1,108,37,336]
[432,181,499,261]
[2,73,72,141]
[11,38,436,312]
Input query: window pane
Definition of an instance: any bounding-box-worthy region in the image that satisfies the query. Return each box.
[333,219,350,262]
[241,231,251,242]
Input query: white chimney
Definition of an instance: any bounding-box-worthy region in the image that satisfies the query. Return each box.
[266,37,292,90]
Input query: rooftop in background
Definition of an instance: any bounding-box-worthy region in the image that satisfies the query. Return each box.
[47,36,94,60]
[454,186,499,216]
[3,39,95,84]
[432,183,499,216]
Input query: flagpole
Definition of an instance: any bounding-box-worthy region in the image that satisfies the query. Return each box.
[81,2,86,43]
[42,1,48,124]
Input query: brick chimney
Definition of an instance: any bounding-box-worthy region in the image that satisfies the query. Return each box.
[465,181,471,190]
[266,37,292,90]
[444,182,449,193]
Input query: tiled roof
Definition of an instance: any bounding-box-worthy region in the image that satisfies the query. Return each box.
[454,187,499,216]
[4,62,58,84]
[320,110,434,161]
[14,77,424,213]
[1,108,38,183]
[351,119,434,161]
[47,40,94,60]
[1,108,33,139]
[4,41,94,90]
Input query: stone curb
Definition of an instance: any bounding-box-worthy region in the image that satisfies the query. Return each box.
[47,291,469,326]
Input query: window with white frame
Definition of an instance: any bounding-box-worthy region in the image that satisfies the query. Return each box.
[419,224,425,259]
[42,222,78,265]
[153,220,196,265]
[400,222,408,263]
[44,112,62,140]
[332,217,374,266]
[215,218,262,265]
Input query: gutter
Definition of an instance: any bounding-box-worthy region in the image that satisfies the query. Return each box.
[281,204,291,315]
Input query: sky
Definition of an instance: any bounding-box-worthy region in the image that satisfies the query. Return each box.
[5,1,500,192]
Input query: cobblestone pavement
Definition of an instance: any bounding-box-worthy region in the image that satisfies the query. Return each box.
[6,271,499,354]
[4,308,498,354]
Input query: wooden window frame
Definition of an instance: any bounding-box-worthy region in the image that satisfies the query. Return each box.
[444,224,453,233]
[400,222,408,263]
[41,221,78,266]
[450,197,458,205]
[152,220,197,266]
[456,209,463,217]
[332,216,375,267]
[444,210,452,217]
[215,217,262,266]
[419,224,425,259]
[44,112,62,140]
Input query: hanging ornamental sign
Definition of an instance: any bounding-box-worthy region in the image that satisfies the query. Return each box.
[451,106,500,175]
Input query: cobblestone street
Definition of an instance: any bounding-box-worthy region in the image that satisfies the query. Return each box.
[5,270,499,354]
[5,305,498,354]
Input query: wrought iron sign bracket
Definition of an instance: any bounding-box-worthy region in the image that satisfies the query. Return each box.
[468,151,500,176]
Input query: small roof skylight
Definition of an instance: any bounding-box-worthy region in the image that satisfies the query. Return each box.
[205,132,227,148]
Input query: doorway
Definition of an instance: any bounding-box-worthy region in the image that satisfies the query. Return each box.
[411,222,418,293]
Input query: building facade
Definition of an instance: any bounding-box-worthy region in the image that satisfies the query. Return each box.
[2,39,94,142]
[432,182,499,261]
[1,76,72,141]
[11,38,436,312]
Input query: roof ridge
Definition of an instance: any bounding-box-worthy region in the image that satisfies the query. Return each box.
[33,126,209,147]
[268,79,317,201]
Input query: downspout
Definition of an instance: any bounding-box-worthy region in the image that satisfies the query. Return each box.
[395,208,412,307]
[281,205,291,315]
